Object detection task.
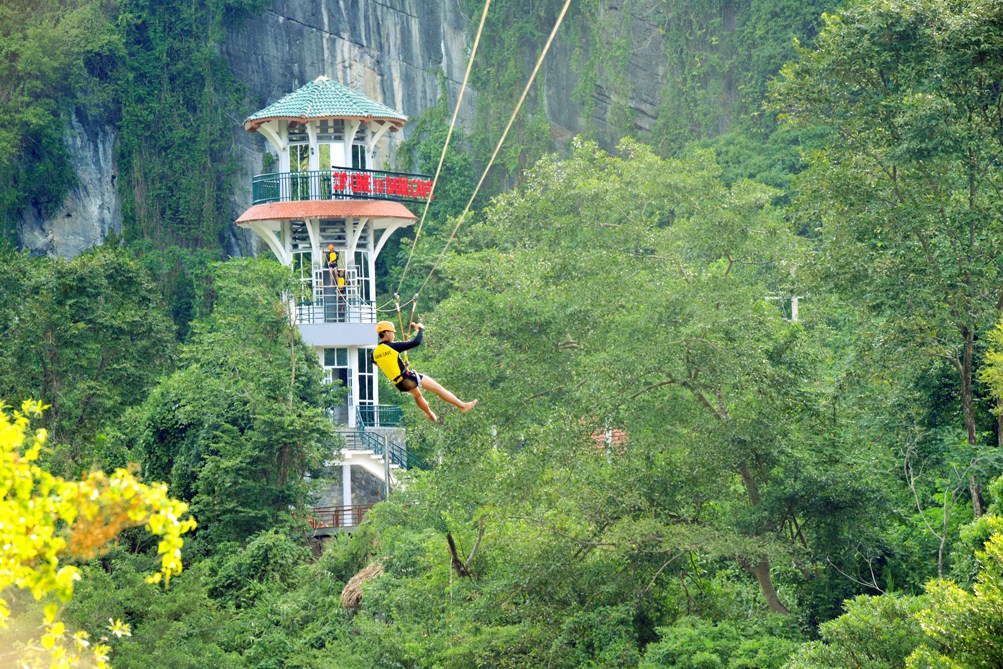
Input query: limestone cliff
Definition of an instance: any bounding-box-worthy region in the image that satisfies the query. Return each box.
[220,0,476,213]
[17,0,746,257]
[17,111,121,258]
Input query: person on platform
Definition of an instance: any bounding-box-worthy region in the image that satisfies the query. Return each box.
[372,321,477,423]
[325,245,339,285]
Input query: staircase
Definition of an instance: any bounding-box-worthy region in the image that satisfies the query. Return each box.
[308,415,408,536]
[337,427,405,484]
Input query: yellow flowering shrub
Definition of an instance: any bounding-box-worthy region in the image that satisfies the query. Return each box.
[0,400,197,668]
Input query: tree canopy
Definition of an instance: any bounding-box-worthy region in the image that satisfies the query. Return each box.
[6,0,1003,667]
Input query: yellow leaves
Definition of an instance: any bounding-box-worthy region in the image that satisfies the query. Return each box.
[54,566,81,598]
[40,623,65,649]
[13,617,128,669]
[107,619,130,638]
[0,402,194,668]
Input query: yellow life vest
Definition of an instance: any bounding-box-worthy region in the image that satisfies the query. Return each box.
[373,343,408,383]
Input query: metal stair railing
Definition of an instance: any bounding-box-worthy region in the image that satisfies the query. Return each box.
[385,435,407,469]
[355,407,407,469]
[338,429,363,450]
[307,504,372,530]
[357,429,387,460]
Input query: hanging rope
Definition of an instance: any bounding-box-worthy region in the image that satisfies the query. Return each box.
[392,0,493,301]
[376,296,416,313]
[412,0,574,301]
[393,293,405,335]
[407,298,418,339]
[392,293,412,365]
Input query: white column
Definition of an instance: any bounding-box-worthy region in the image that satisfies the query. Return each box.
[368,222,377,320]
[342,464,352,523]
[277,122,290,172]
[307,123,320,199]
[344,120,361,168]
[348,343,359,428]
[277,123,291,201]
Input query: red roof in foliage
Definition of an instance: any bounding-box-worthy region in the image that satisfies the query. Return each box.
[590,428,628,454]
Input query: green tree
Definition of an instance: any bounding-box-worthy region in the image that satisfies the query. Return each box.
[783,594,926,669]
[0,246,175,469]
[326,138,898,669]
[770,0,1003,514]
[0,0,121,236]
[65,551,244,669]
[424,138,886,619]
[641,616,798,669]
[909,533,1003,668]
[129,258,333,544]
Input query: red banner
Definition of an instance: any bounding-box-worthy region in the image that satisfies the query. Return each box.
[331,170,434,202]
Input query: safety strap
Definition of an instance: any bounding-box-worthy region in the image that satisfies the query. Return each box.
[392,293,409,366]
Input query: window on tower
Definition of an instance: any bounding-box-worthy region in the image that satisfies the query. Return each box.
[352,144,367,170]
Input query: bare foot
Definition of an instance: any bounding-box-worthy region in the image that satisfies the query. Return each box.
[461,399,478,413]
[426,412,440,423]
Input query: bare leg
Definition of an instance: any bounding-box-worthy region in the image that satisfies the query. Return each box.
[407,388,438,422]
[421,375,477,412]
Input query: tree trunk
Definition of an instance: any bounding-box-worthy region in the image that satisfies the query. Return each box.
[748,559,790,615]
[962,327,977,446]
[970,475,983,518]
[740,465,760,506]
[960,327,983,517]
[740,465,790,614]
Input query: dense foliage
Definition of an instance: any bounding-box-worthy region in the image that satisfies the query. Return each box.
[5,0,1003,667]
[0,247,176,470]
[0,401,195,668]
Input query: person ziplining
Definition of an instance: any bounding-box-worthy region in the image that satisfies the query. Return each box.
[372,321,476,423]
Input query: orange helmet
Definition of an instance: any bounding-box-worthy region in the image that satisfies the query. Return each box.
[376,321,396,334]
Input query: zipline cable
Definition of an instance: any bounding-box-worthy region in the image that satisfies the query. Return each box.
[412,0,574,301]
[391,0,493,302]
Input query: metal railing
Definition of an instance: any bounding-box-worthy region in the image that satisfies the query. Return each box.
[354,428,407,469]
[340,426,407,470]
[252,168,434,205]
[307,504,372,530]
[385,435,407,469]
[356,405,404,428]
[295,268,376,324]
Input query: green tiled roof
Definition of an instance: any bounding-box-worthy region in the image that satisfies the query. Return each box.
[245,76,407,130]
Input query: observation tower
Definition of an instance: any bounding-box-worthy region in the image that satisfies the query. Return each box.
[235,76,432,531]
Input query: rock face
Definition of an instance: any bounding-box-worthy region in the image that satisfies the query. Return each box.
[20,0,676,256]
[543,0,668,146]
[221,0,477,213]
[18,111,121,258]
[224,0,473,126]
